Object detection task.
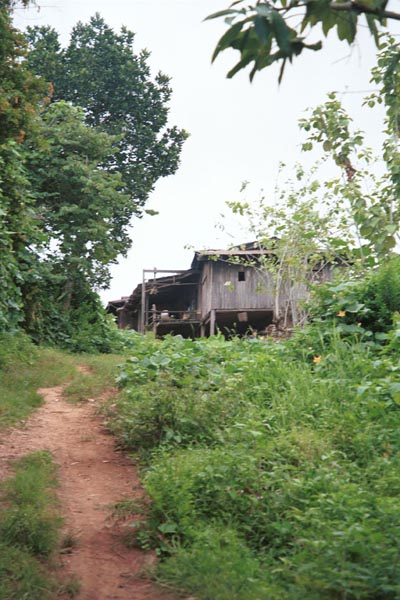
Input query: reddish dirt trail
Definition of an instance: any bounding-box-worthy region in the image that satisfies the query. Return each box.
[0,378,177,600]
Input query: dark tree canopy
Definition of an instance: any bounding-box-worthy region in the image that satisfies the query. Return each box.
[207,0,399,81]
[26,14,188,211]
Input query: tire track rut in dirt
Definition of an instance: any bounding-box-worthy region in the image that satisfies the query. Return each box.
[0,377,177,600]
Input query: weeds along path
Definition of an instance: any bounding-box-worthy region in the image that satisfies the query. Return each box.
[0,373,175,600]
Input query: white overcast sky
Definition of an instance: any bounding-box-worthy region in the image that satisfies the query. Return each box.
[13,1,399,302]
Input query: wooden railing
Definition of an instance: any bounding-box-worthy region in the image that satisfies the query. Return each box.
[147,306,201,328]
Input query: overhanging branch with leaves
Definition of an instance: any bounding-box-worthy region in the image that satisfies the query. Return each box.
[206,0,398,81]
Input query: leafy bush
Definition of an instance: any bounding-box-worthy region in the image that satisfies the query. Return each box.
[111,335,271,455]
[306,255,400,344]
[22,268,128,353]
[0,331,37,370]
[361,256,400,332]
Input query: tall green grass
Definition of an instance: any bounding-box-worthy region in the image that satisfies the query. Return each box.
[0,451,62,599]
[110,309,400,598]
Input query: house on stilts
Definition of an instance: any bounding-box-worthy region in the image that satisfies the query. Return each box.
[107,242,335,338]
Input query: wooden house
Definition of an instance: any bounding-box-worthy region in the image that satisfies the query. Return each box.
[109,242,334,337]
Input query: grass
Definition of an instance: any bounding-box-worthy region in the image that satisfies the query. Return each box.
[0,451,63,599]
[0,335,77,429]
[0,333,126,596]
[56,577,81,598]
[63,353,125,403]
[157,527,273,600]
[108,327,400,599]
[0,451,61,555]
[0,332,125,429]
[0,543,54,600]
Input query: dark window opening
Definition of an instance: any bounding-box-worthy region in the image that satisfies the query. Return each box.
[238,271,246,282]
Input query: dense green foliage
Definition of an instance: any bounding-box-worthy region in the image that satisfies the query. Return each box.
[207,0,397,81]
[4,4,400,598]
[0,3,186,349]
[109,256,400,599]
[309,256,400,337]
[0,1,47,332]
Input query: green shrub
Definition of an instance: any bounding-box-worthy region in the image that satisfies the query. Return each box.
[306,255,400,343]
[361,256,400,333]
[22,267,132,354]
[0,331,37,370]
[158,527,273,600]
[144,440,400,597]
[112,335,275,455]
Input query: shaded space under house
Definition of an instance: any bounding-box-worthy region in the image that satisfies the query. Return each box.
[107,242,334,338]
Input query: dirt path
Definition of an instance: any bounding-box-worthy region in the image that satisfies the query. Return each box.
[0,377,177,600]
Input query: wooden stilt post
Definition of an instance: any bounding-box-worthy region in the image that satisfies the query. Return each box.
[152,304,157,336]
[210,309,216,336]
[140,270,146,333]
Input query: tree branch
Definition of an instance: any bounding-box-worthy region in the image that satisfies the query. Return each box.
[330,1,400,22]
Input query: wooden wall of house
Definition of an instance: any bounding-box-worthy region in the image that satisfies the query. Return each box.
[206,262,275,312]
[198,262,212,318]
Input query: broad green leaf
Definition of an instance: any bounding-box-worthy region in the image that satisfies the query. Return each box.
[205,9,241,21]
[385,223,398,234]
[393,392,400,406]
[344,302,365,312]
[254,15,272,44]
[336,12,357,43]
[271,11,293,55]
[366,13,380,44]
[374,332,388,341]
[302,0,332,29]
[227,53,255,78]
[212,22,245,62]
[158,522,178,534]
[321,10,338,36]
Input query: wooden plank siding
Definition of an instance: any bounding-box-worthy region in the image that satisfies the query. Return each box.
[210,262,275,310]
[199,262,212,319]
[111,246,340,335]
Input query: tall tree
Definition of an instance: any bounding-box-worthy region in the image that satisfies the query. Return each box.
[26,101,132,295]
[25,14,188,213]
[0,0,47,331]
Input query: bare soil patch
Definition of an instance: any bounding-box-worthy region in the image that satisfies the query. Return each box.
[0,377,177,600]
